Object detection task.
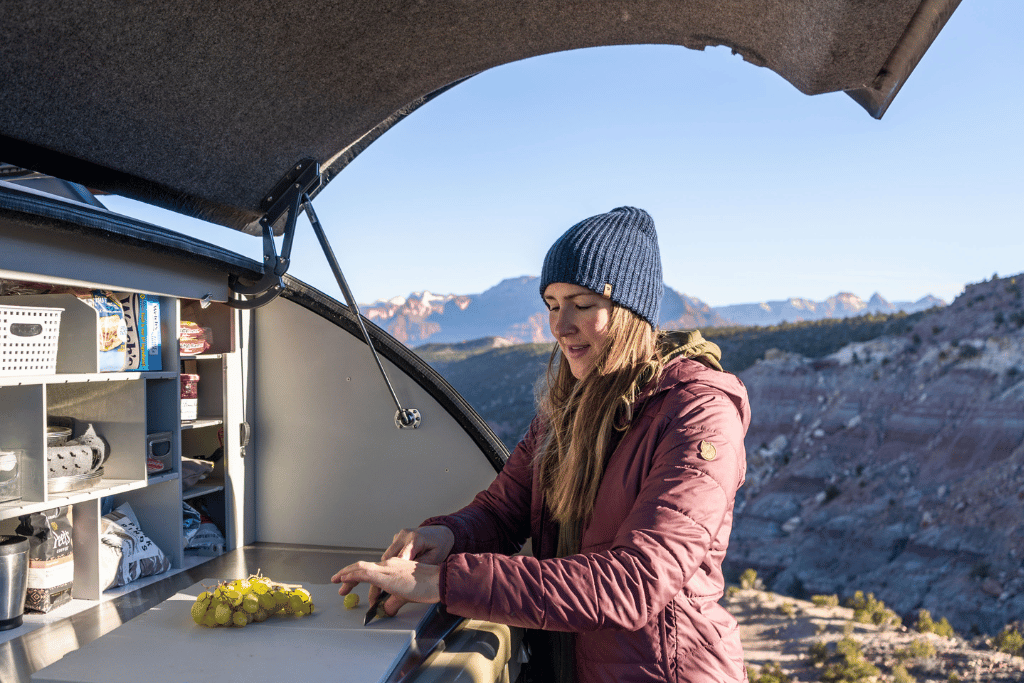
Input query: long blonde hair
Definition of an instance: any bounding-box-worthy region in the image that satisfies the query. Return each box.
[536,305,663,540]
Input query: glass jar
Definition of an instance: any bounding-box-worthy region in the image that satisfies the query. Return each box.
[0,450,21,504]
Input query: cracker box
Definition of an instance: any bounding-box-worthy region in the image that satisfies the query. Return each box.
[116,292,161,371]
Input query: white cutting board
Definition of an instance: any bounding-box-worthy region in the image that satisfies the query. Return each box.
[32,581,432,683]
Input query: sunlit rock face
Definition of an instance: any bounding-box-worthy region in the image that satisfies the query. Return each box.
[728,273,1024,636]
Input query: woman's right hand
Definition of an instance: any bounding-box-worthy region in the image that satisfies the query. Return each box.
[383,525,455,564]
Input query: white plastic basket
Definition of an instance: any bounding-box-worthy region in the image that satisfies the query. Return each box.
[0,305,63,376]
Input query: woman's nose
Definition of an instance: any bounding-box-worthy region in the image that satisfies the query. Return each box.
[551,309,576,336]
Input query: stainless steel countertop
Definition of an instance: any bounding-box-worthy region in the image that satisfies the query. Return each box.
[0,543,518,683]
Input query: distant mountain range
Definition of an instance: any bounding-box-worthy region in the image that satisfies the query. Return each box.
[359,276,946,346]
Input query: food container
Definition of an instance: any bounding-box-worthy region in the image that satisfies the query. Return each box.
[0,450,20,504]
[0,304,63,376]
[146,432,173,473]
[47,426,72,447]
[0,535,29,630]
[180,373,199,420]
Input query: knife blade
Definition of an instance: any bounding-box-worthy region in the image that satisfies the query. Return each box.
[364,589,391,626]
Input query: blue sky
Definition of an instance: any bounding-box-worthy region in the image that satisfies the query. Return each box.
[105,2,1022,308]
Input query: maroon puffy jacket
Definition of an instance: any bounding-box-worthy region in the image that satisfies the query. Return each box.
[423,356,750,682]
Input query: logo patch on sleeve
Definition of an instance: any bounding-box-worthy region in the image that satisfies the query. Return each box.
[699,440,717,461]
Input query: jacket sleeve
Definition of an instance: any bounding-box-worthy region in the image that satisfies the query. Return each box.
[420,416,543,557]
[439,386,745,632]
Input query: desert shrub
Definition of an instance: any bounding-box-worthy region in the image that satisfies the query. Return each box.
[947,673,961,682]
[917,610,958,639]
[808,641,830,666]
[740,568,758,589]
[818,637,881,682]
[896,638,936,663]
[992,626,1024,656]
[846,591,902,629]
[726,585,740,598]
[779,602,797,618]
[891,664,917,683]
[748,661,791,683]
[813,594,840,608]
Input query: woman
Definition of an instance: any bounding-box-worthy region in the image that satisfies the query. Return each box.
[333,206,750,682]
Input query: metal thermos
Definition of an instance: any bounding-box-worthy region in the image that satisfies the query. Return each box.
[0,535,30,631]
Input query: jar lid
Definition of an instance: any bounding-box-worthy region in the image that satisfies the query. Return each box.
[0,535,29,556]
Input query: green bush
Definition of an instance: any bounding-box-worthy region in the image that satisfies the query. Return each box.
[992,626,1024,656]
[846,591,902,629]
[947,673,961,682]
[808,641,830,666]
[818,637,881,682]
[896,638,936,662]
[726,585,740,598]
[748,661,791,683]
[778,602,797,618]
[812,594,840,608]
[891,664,917,683]
[740,568,758,589]
[915,609,956,638]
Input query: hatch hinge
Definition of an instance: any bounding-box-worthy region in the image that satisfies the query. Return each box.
[227,159,321,309]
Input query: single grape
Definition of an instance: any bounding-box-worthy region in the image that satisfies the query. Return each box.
[242,595,259,614]
[214,603,233,625]
[257,592,277,611]
[232,609,250,627]
[253,607,270,623]
[191,600,208,624]
[343,593,359,609]
[202,611,219,628]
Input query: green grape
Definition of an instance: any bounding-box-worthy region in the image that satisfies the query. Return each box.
[273,591,290,609]
[251,582,269,595]
[258,592,277,611]
[191,600,209,625]
[214,602,233,625]
[196,591,211,602]
[242,595,259,614]
[343,593,359,609]
[202,610,219,628]
[287,594,305,614]
[232,609,250,627]
[253,607,270,623]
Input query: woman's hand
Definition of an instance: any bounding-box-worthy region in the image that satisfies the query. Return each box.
[383,525,455,564]
[331,525,454,617]
[331,557,441,615]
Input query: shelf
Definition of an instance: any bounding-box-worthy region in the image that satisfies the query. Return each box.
[147,471,179,485]
[182,483,224,500]
[181,418,223,430]
[0,478,147,519]
[0,371,176,387]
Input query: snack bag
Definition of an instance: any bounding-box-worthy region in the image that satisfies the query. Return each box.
[77,291,128,372]
[179,320,212,355]
[16,507,74,612]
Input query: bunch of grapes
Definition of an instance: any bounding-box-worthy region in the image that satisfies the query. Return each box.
[190,572,314,628]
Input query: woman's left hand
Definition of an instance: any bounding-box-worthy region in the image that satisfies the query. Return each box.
[331,557,441,615]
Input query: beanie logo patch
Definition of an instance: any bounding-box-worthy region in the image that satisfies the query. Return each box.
[602,283,613,298]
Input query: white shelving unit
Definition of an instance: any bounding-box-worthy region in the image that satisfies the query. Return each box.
[0,286,239,630]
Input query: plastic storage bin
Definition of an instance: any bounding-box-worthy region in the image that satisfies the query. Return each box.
[0,305,63,376]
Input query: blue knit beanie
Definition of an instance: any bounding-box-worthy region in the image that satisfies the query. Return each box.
[540,206,663,328]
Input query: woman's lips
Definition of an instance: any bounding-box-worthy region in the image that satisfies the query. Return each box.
[562,343,590,359]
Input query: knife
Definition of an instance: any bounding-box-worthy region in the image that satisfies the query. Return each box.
[364,589,391,626]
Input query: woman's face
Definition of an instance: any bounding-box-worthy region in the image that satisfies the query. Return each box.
[543,282,614,379]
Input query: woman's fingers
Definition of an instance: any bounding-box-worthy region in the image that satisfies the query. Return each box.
[330,557,441,606]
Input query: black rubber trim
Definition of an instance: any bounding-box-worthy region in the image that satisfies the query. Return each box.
[0,181,261,278]
[281,275,509,473]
